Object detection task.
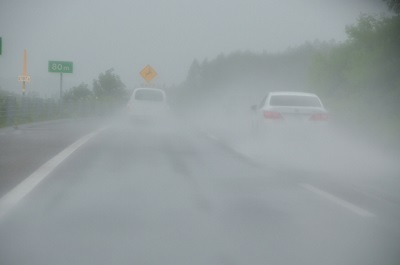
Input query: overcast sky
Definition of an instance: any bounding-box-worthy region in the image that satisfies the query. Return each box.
[0,0,389,97]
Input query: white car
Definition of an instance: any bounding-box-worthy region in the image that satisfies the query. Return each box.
[252,91,328,132]
[127,87,169,122]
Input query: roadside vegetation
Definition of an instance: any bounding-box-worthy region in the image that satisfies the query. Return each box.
[172,1,399,149]
[2,1,399,149]
[309,4,400,148]
[0,68,129,128]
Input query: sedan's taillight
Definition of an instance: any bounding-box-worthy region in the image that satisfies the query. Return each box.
[310,113,328,121]
[263,111,283,120]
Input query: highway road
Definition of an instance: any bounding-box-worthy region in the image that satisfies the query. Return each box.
[0,118,105,198]
[0,117,399,265]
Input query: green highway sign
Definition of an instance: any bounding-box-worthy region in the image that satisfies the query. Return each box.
[48,61,73,73]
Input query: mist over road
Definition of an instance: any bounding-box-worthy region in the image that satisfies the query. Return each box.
[0,118,104,198]
[0,117,399,265]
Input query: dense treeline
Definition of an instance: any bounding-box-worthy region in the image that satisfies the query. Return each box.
[172,3,399,147]
[0,68,129,127]
[171,42,334,110]
[384,0,400,13]
[310,12,400,145]
[63,68,128,105]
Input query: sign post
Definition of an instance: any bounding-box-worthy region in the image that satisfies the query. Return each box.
[60,73,63,99]
[18,49,30,95]
[48,61,73,99]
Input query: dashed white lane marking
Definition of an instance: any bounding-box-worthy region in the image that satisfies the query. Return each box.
[204,133,375,218]
[302,183,376,218]
[0,127,106,220]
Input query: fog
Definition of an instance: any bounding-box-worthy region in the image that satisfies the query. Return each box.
[178,83,400,181]
[1,0,400,264]
[0,0,388,96]
[1,109,400,264]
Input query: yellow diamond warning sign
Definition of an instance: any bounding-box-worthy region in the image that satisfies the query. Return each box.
[140,65,157,82]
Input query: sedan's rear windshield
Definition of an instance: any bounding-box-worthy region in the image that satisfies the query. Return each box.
[269,95,321,107]
[134,90,164,102]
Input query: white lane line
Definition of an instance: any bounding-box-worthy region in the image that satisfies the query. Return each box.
[302,183,376,218]
[0,127,105,220]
